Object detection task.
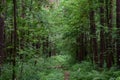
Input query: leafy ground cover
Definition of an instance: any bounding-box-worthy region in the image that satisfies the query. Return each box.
[1,55,120,80]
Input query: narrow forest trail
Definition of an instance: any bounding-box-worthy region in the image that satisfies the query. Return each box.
[42,55,71,80]
[64,71,70,80]
[48,66,70,80]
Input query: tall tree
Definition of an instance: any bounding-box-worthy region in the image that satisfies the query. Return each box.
[0,16,5,76]
[116,0,120,67]
[99,0,106,67]
[0,0,5,76]
[76,34,86,62]
[89,0,98,64]
[19,0,26,79]
[105,0,114,68]
[12,0,17,79]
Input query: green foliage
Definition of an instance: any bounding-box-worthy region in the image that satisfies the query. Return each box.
[1,55,120,80]
[1,0,120,80]
[1,55,69,80]
[69,62,119,80]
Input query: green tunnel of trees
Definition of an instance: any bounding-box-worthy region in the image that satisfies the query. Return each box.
[0,0,120,80]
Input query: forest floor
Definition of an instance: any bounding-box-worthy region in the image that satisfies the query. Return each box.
[1,55,120,80]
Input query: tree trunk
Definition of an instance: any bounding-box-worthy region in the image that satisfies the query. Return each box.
[116,0,120,67]
[105,0,114,68]
[99,0,106,67]
[76,34,85,62]
[0,16,5,76]
[89,4,98,64]
[12,0,17,80]
[19,0,26,79]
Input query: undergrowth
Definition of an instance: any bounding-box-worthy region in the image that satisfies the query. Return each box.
[1,55,120,80]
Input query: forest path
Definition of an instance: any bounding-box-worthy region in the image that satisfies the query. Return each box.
[64,71,70,80]
[47,65,70,80]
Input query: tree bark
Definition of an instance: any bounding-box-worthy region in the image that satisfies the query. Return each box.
[0,0,5,76]
[12,0,17,80]
[76,34,85,62]
[105,0,114,68]
[0,16,5,76]
[116,0,120,67]
[99,0,106,67]
[89,4,98,64]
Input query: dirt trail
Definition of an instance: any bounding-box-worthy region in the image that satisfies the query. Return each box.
[64,71,70,80]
